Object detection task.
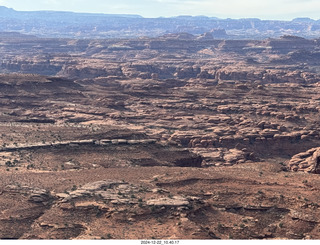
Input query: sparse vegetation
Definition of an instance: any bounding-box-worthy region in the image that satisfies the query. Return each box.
[27,164,35,169]
[1,21,320,241]
[5,161,15,167]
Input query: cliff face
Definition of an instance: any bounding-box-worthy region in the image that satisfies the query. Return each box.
[266,36,317,54]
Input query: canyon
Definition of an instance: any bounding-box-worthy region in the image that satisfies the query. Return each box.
[1,25,320,239]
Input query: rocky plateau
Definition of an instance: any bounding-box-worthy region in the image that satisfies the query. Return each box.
[1,31,320,240]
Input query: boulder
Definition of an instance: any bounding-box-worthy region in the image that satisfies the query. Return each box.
[223,148,247,164]
[260,129,279,138]
[28,189,52,203]
[3,185,52,204]
[288,147,320,173]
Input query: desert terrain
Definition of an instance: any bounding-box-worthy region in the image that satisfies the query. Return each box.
[1,30,320,239]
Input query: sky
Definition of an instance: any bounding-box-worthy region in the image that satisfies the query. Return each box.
[0,0,319,20]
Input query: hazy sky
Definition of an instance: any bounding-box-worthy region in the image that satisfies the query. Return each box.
[0,0,319,20]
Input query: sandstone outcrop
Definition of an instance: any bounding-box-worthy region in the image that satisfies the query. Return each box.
[4,185,53,204]
[288,147,320,173]
[57,180,141,205]
[146,196,189,207]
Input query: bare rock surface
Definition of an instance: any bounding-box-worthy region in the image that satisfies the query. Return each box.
[288,147,320,173]
[4,184,53,204]
[146,196,189,207]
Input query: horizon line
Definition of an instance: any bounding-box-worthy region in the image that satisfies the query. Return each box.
[0,5,318,22]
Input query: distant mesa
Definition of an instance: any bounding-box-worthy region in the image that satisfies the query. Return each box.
[174,15,220,20]
[280,35,308,40]
[210,29,228,38]
[292,17,315,22]
[0,6,15,12]
[197,32,214,40]
[0,5,319,39]
[0,31,37,39]
[174,15,194,19]
[0,6,16,17]
[161,32,196,40]
[0,5,142,18]
[160,29,227,41]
